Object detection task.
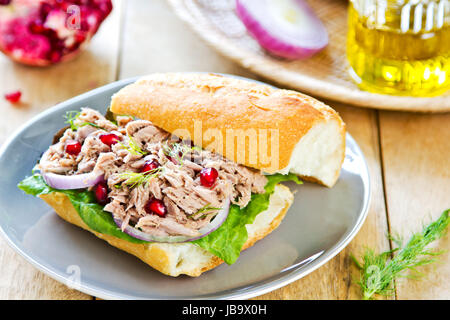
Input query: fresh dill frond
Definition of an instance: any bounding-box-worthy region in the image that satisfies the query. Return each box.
[162,142,199,165]
[189,204,222,220]
[117,167,164,189]
[64,111,80,131]
[64,110,102,131]
[352,209,450,300]
[120,135,148,156]
[79,122,102,129]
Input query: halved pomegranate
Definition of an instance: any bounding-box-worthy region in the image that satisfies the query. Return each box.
[0,0,112,66]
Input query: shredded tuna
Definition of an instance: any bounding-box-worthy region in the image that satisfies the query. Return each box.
[39,108,268,237]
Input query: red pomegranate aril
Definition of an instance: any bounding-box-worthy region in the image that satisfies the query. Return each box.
[94,182,108,205]
[39,3,52,19]
[199,167,218,188]
[74,32,86,44]
[167,156,178,165]
[49,50,62,63]
[99,133,120,147]
[0,0,11,5]
[140,160,160,173]
[4,90,21,103]
[28,20,46,34]
[65,140,82,155]
[145,198,167,217]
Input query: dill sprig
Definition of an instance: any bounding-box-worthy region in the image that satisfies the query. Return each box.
[189,204,222,220]
[120,135,148,156]
[351,209,450,300]
[64,111,80,131]
[162,142,200,165]
[64,110,101,131]
[116,167,164,189]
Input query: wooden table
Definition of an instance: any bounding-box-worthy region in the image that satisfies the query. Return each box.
[0,0,448,300]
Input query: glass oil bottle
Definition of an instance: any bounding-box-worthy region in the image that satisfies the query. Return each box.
[347,0,450,96]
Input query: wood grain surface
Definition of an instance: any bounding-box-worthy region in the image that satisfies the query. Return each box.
[0,0,448,300]
[0,0,123,300]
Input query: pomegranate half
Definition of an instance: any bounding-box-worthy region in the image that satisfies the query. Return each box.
[0,0,112,66]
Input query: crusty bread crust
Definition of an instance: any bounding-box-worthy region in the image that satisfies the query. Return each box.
[39,184,294,277]
[110,73,346,186]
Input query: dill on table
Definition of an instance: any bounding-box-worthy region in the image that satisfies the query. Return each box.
[351,209,450,300]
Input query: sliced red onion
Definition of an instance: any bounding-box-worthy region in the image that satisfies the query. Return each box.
[236,0,328,59]
[114,199,230,243]
[42,171,104,190]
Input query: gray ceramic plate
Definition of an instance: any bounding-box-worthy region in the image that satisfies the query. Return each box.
[0,76,370,300]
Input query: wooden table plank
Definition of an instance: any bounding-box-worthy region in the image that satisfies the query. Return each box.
[0,0,123,299]
[256,104,391,299]
[120,0,391,300]
[119,0,257,78]
[379,111,450,300]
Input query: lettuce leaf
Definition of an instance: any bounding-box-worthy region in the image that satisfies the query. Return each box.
[18,173,301,264]
[18,174,146,244]
[193,173,301,264]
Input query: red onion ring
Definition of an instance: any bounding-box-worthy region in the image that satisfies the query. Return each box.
[42,171,104,190]
[114,199,230,243]
[236,0,328,59]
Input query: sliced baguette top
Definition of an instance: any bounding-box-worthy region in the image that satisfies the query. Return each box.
[110,73,346,187]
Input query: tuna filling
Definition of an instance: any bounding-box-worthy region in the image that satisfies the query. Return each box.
[39,108,268,237]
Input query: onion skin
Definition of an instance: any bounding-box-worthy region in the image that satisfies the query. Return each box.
[42,171,104,190]
[236,0,328,60]
[113,199,231,243]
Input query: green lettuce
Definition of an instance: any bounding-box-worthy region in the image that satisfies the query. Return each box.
[18,174,146,244]
[193,173,301,264]
[18,173,301,264]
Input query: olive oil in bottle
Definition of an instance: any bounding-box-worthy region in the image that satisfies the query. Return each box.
[347,0,450,96]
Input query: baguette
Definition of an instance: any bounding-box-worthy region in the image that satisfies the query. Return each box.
[110,73,346,187]
[39,184,293,277]
[26,73,346,278]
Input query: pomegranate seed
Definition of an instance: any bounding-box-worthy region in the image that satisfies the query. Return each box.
[80,21,90,32]
[74,32,86,44]
[39,3,52,19]
[4,91,21,103]
[140,160,160,173]
[99,133,120,147]
[28,20,46,34]
[99,1,113,15]
[49,50,62,63]
[145,198,167,217]
[94,182,108,205]
[0,0,11,5]
[65,140,82,156]
[199,167,218,188]
[167,155,178,165]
